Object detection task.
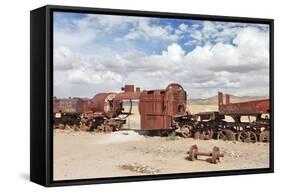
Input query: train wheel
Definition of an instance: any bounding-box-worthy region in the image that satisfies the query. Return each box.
[97,125,105,132]
[238,131,257,143]
[237,131,248,142]
[194,131,200,140]
[204,130,213,140]
[180,124,192,138]
[80,123,89,131]
[259,130,270,143]
[104,125,113,133]
[58,123,65,129]
[72,124,79,131]
[248,131,258,143]
[188,145,198,161]
[217,129,235,141]
[194,129,212,140]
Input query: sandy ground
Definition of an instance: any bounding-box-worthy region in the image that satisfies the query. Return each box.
[53,130,269,181]
[53,104,269,180]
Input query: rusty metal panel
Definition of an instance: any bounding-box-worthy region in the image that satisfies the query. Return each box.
[218,92,269,115]
[141,114,172,130]
[226,94,230,105]
[139,83,187,130]
[139,90,165,114]
[122,85,135,92]
[115,84,141,100]
[114,92,141,100]
[171,89,186,115]
[164,83,187,116]
[53,98,84,114]
[139,90,172,130]
[219,99,269,115]
[82,99,93,114]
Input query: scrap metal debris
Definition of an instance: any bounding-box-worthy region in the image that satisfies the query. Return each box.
[186,145,224,164]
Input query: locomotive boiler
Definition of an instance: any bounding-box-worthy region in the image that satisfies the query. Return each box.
[53,85,141,132]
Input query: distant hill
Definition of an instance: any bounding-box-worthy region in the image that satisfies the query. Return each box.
[189,95,269,105]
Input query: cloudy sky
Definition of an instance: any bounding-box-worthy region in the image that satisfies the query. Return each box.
[53,12,270,99]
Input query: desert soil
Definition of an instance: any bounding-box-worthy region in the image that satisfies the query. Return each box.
[53,130,269,180]
[53,104,269,180]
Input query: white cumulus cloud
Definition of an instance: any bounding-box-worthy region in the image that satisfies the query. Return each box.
[53,13,270,99]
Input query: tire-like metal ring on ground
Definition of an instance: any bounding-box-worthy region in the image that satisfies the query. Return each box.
[188,145,198,161]
[259,130,270,142]
[180,124,192,138]
[217,129,235,141]
[238,131,257,143]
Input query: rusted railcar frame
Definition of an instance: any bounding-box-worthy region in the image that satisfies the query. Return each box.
[218,92,270,116]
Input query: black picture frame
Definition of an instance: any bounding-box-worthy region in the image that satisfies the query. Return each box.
[30,4,274,187]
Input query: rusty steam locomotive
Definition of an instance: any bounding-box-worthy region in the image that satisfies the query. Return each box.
[53,83,270,143]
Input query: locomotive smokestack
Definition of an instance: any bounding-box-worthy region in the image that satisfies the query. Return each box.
[122,85,135,92]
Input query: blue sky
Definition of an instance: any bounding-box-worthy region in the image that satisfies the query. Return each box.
[53,11,270,98]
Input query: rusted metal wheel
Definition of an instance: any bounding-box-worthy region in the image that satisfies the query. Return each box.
[180,124,192,138]
[97,125,105,132]
[104,125,113,133]
[58,123,65,129]
[72,124,79,131]
[200,130,212,140]
[217,129,235,141]
[259,130,270,142]
[188,145,198,161]
[194,129,212,140]
[211,146,220,164]
[201,130,213,140]
[248,131,258,143]
[194,130,200,139]
[80,123,89,131]
[237,131,248,142]
[238,131,257,143]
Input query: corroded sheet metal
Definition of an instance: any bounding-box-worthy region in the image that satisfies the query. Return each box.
[165,83,187,116]
[141,114,173,130]
[218,92,269,115]
[114,92,141,100]
[53,98,85,114]
[121,85,135,92]
[139,83,187,130]
[139,89,172,130]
